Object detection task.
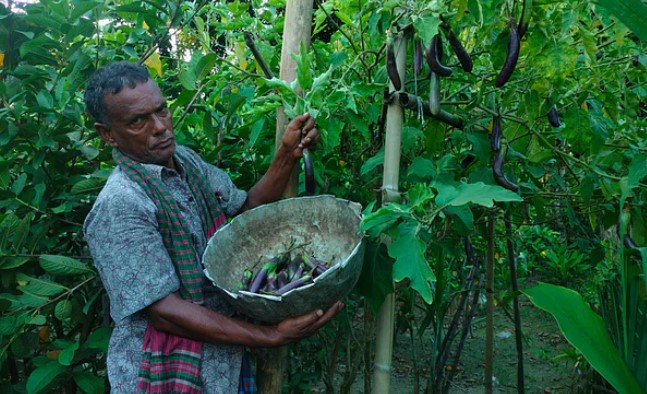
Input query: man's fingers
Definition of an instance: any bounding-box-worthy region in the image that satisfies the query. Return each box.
[301,116,316,134]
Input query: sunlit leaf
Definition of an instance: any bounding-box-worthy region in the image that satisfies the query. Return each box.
[434,181,523,207]
[143,51,162,77]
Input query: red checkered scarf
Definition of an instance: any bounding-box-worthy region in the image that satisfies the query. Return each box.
[114,148,226,393]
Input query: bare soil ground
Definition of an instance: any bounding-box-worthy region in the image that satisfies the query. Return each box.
[306,297,590,394]
[363,300,582,393]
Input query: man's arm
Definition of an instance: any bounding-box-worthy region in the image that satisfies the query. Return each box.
[146,292,343,347]
[239,113,318,212]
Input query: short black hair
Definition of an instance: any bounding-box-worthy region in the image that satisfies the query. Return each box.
[84,61,151,125]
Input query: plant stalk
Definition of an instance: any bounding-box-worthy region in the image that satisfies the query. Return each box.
[485,215,495,393]
[504,210,525,393]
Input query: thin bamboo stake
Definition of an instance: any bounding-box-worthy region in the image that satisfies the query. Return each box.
[371,32,406,394]
[505,210,525,393]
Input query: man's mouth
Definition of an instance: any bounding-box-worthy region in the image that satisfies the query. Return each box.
[154,138,175,149]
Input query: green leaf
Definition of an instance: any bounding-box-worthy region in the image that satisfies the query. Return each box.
[70,0,103,20]
[359,150,384,178]
[17,273,68,297]
[445,205,474,232]
[19,34,60,57]
[58,340,79,366]
[413,14,441,46]
[74,371,105,394]
[82,326,112,351]
[39,255,93,276]
[27,315,46,325]
[11,173,27,195]
[195,53,218,81]
[16,292,49,308]
[434,181,523,207]
[263,77,297,98]
[389,221,434,304]
[11,214,32,253]
[0,315,24,335]
[54,299,73,321]
[406,157,436,183]
[70,177,105,195]
[26,359,67,394]
[628,154,647,190]
[0,256,31,270]
[293,42,313,92]
[356,240,394,313]
[523,283,643,394]
[36,90,54,109]
[309,65,333,97]
[594,0,647,43]
[360,204,410,238]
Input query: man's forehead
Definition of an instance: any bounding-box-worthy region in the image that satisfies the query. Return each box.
[104,79,164,108]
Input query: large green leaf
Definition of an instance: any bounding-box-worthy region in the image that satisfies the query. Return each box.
[594,0,647,43]
[433,181,523,208]
[58,340,79,366]
[389,221,434,304]
[0,314,25,335]
[360,203,411,238]
[523,283,644,394]
[73,371,105,394]
[82,326,112,352]
[70,177,105,195]
[17,273,68,297]
[26,359,67,394]
[39,255,93,276]
[356,240,394,313]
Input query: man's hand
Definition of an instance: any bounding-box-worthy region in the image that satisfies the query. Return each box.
[274,301,344,345]
[240,112,320,212]
[281,113,319,159]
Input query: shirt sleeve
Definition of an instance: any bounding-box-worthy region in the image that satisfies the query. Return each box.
[84,176,180,322]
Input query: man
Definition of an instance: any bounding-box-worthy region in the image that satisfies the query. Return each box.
[83,61,343,393]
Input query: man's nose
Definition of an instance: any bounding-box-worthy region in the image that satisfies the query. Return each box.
[150,113,167,134]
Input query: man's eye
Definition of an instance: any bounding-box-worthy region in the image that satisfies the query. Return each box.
[130,116,145,126]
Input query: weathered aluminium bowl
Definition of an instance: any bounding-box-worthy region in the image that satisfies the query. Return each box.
[202,195,364,324]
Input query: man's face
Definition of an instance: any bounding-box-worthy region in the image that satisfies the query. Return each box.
[96,79,176,168]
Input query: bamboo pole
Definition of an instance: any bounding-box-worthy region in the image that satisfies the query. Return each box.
[256,1,314,392]
[275,0,314,198]
[371,32,406,394]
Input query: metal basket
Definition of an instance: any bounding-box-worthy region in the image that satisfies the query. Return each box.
[202,195,365,324]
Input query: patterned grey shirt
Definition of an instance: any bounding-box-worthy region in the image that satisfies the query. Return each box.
[84,146,248,393]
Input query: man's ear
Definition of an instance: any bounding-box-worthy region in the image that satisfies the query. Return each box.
[94,122,118,147]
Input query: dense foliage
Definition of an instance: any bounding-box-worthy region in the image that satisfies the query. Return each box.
[0,0,645,392]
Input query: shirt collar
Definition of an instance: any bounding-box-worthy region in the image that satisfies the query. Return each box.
[138,152,186,180]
